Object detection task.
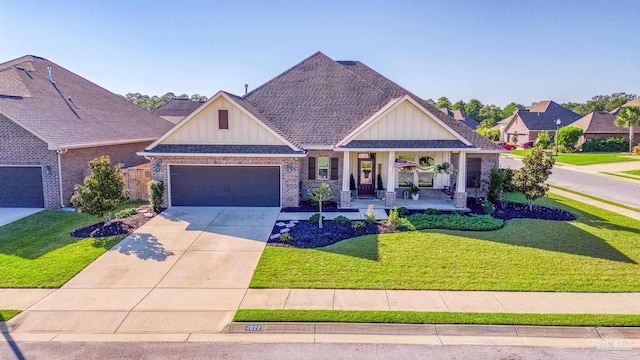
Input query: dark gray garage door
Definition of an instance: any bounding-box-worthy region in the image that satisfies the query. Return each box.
[170,165,280,206]
[0,166,45,207]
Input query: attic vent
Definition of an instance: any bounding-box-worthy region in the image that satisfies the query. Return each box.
[47,66,55,84]
[337,60,356,66]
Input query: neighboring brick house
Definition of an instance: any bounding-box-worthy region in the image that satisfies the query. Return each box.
[152,98,205,124]
[572,97,640,147]
[439,108,480,129]
[498,100,581,144]
[0,55,174,209]
[141,52,502,209]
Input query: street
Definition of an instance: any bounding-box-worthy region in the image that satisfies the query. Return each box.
[500,157,640,209]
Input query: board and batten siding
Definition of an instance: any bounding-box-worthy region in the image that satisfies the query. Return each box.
[161,96,285,145]
[355,100,457,141]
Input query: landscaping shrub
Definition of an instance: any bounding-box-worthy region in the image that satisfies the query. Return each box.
[71,156,129,221]
[556,126,583,152]
[501,168,517,193]
[397,207,410,216]
[280,232,293,243]
[309,213,324,224]
[405,213,503,231]
[333,215,350,225]
[365,205,376,224]
[535,130,551,148]
[582,137,629,152]
[486,166,504,204]
[633,145,640,155]
[425,208,441,215]
[114,208,136,218]
[147,180,164,212]
[476,127,500,141]
[482,199,496,215]
[307,183,333,229]
[513,147,555,210]
[387,207,400,225]
[351,221,366,230]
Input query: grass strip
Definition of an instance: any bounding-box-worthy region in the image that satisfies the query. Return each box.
[234,309,640,327]
[510,150,639,165]
[601,172,640,182]
[0,310,20,322]
[549,184,640,214]
[625,170,640,176]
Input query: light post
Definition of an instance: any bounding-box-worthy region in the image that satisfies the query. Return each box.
[555,118,561,156]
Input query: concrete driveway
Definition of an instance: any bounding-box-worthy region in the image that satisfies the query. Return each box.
[0,208,43,227]
[6,207,280,335]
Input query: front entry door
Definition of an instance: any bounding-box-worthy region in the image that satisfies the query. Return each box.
[358,157,375,197]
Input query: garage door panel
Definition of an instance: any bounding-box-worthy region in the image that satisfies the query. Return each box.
[0,167,45,207]
[170,166,280,207]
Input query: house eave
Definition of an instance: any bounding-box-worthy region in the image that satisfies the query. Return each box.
[137,152,307,158]
[60,138,158,150]
[334,147,482,152]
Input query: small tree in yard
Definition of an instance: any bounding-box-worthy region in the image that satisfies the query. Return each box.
[615,105,640,153]
[71,156,129,221]
[307,183,333,229]
[486,165,504,204]
[513,147,555,210]
[147,180,164,212]
[535,130,551,148]
[556,126,583,152]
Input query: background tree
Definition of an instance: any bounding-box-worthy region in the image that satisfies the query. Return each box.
[563,93,637,115]
[435,96,452,109]
[464,99,483,120]
[476,126,500,141]
[535,130,551,148]
[124,92,208,111]
[451,99,466,110]
[615,105,640,152]
[307,183,333,229]
[513,148,555,210]
[478,104,502,127]
[556,126,583,152]
[71,156,129,221]
[501,102,525,119]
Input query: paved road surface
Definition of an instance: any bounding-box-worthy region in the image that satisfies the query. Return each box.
[0,342,623,360]
[500,157,640,209]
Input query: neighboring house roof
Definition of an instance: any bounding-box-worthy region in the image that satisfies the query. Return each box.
[572,111,630,134]
[152,98,204,117]
[0,55,173,150]
[438,108,480,129]
[238,52,498,150]
[624,97,640,107]
[499,100,581,132]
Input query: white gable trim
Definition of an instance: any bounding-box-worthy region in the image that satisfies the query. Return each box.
[337,95,473,147]
[146,91,300,152]
[0,110,59,150]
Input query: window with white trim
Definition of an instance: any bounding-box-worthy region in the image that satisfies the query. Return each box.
[317,157,329,180]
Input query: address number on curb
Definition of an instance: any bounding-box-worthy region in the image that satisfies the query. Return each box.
[245,325,263,332]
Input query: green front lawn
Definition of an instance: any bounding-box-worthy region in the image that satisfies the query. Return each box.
[624,170,640,176]
[234,310,640,327]
[251,193,640,292]
[0,310,20,321]
[0,201,145,288]
[510,150,638,165]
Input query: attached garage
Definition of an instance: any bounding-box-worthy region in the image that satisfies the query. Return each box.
[0,166,45,208]
[169,165,281,207]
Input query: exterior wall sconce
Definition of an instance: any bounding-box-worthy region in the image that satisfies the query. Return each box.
[43,165,51,176]
[152,162,161,172]
[286,163,294,172]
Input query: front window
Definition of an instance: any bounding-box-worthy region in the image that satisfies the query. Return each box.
[397,154,435,188]
[317,157,329,180]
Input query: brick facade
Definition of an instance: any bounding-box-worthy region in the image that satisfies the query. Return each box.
[299,150,343,202]
[450,152,500,198]
[149,156,302,208]
[0,115,60,209]
[60,142,151,206]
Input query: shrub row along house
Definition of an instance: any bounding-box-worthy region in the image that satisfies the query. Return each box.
[0,55,173,208]
[140,52,502,209]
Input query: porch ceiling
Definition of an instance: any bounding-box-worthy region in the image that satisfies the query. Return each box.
[338,139,476,150]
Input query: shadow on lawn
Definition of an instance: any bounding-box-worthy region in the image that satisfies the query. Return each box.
[318,235,380,261]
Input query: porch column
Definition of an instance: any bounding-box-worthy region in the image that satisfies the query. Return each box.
[385,150,396,207]
[455,151,467,208]
[340,151,351,208]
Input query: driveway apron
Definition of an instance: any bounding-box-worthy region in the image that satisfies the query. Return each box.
[6,207,279,335]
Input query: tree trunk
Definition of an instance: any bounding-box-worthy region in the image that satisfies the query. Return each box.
[528,199,533,211]
[630,125,635,153]
[319,202,323,229]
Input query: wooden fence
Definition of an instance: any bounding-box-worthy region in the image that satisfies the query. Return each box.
[120,163,151,200]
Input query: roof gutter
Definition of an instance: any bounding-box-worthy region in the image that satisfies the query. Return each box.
[136,152,307,158]
[61,138,159,150]
[333,147,482,152]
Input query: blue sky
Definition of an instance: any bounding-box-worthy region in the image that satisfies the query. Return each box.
[2,0,638,107]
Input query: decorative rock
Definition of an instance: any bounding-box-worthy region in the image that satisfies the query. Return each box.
[270,234,281,240]
[137,209,148,213]
[290,220,299,224]
[280,228,290,234]
[144,213,154,218]
[285,223,295,228]
[276,222,287,227]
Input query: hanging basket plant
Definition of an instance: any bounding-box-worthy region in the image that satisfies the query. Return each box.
[435,162,455,176]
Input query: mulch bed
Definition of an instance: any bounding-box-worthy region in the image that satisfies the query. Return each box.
[70,206,165,238]
[281,201,359,213]
[269,220,398,248]
[466,198,576,221]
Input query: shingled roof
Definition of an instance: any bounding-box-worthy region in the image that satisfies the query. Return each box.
[152,98,204,117]
[498,100,581,132]
[238,52,498,150]
[439,108,480,129]
[572,111,625,133]
[0,55,173,149]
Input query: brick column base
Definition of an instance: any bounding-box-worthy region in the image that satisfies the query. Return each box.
[385,191,396,207]
[454,192,467,208]
[340,190,351,208]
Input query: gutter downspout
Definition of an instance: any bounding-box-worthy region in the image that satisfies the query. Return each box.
[56,149,68,208]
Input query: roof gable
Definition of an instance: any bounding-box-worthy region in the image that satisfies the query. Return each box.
[572,111,625,133]
[148,91,298,150]
[0,55,173,149]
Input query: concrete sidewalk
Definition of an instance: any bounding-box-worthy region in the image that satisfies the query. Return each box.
[549,188,640,221]
[239,289,640,314]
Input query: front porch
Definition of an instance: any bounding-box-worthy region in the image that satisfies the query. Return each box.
[347,189,468,211]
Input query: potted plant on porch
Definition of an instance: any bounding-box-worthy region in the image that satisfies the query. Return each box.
[349,174,357,199]
[409,183,420,200]
[375,174,385,199]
